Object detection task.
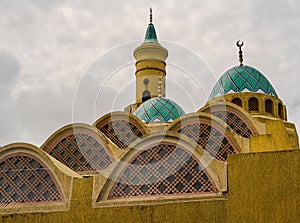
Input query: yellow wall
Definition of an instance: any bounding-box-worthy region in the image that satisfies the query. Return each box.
[135,60,166,104]
[1,177,227,223]
[250,120,296,152]
[228,150,300,222]
[3,150,300,222]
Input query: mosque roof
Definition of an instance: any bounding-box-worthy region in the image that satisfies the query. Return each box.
[209,65,278,99]
[134,97,185,122]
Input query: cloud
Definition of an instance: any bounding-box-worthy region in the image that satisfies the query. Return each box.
[0,50,19,85]
[0,0,300,146]
[0,50,20,144]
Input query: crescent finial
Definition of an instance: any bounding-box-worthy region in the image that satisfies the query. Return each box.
[236,40,244,48]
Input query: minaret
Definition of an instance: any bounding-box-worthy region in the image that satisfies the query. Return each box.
[133,8,168,104]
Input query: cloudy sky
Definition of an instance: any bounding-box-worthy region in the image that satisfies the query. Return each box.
[1,0,300,146]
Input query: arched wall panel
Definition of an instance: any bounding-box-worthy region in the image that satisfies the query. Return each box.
[48,133,114,173]
[176,122,237,161]
[210,111,252,138]
[200,103,259,138]
[94,112,147,150]
[167,113,241,162]
[103,141,217,200]
[42,124,114,174]
[0,153,64,205]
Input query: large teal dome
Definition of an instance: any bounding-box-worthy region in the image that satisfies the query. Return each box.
[134,97,185,122]
[209,65,278,99]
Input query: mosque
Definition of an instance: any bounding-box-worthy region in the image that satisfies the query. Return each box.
[1,9,300,222]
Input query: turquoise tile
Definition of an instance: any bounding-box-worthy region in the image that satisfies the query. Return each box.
[134,97,185,123]
[144,24,158,42]
[209,65,278,99]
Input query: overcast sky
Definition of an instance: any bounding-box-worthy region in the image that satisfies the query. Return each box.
[1,0,300,146]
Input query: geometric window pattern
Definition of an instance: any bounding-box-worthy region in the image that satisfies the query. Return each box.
[0,155,63,205]
[108,143,217,199]
[49,134,114,173]
[177,123,238,161]
[211,111,253,138]
[99,120,144,149]
[249,97,259,111]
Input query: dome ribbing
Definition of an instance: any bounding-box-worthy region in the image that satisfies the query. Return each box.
[134,97,185,122]
[209,65,278,99]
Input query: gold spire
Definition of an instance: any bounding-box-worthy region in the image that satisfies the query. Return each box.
[236,40,244,66]
[150,7,153,24]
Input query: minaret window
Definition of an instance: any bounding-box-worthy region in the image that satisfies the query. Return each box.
[142,90,151,102]
[231,98,242,107]
[249,97,259,112]
[143,78,149,85]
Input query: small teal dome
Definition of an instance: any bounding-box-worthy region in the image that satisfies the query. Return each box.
[134,97,185,122]
[209,65,278,99]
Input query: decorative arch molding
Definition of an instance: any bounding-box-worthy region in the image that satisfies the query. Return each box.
[41,123,115,175]
[93,111,149,150]
[167,112,242,161]
[0,143,78,214]
[95,133,226,206]
[199,101,261,138]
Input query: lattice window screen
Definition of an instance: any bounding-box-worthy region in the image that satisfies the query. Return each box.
[108,143,217,199]
[248,97,259,111]
[177,123,237,161]
[0,155,63,205]
[99,120,144,149]
[49,133,113,173]
[211,111,253,138]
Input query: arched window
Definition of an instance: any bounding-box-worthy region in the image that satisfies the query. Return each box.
[231,98,242,107]
[248,97,259,112]
[211,111,253,138]
[98,118,144,149]
[107,142,217,200]
[265,99,273,115]
[0,154,63,205]
[142,90,151,102]
[176,123,238,161]
[49,133,114,173]
[278,103,284,119]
